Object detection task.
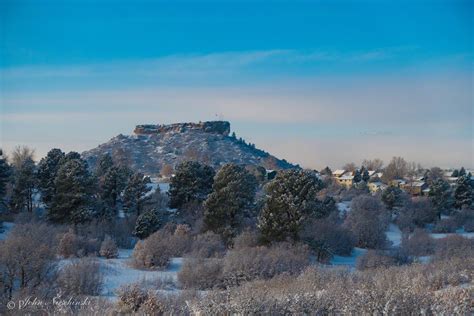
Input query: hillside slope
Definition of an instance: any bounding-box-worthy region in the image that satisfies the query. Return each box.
[82,121,296,175]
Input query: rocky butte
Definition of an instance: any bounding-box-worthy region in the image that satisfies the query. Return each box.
[82,121,296,176]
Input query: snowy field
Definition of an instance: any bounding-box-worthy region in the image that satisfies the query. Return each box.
[58,249,183,299]
[330,247,367,267]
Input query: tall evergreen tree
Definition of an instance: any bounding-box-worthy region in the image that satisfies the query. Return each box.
[203,164,257,240]
[429,178,452,218]
[454,175,473,209]
[362,169,370,182]
[133,209,162,239]
[37,148,65,207]
[123,173,151,216]
[168,161,215,209]
[381,186,403,210]
[10,149,36,213]
[353,169,362,183]
[258,169,324,242]
[0,150,12,205]
[48,158,93,224]
[459,167,466,177]
[96,153,114,178]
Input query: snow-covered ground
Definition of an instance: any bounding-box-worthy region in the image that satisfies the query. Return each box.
[0,222,14,240]
[330,247,367,268]
[336,201,351,215]
[59,249,183,299]
[430,232,474,239]
[386,223,402,246]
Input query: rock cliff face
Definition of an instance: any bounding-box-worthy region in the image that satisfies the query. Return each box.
[82,121,295,176]
[134,121,230,136]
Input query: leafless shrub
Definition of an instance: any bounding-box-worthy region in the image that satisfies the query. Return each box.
[0,223,57,300]
[99,235,119,259]
[301,218,355,261]
[356,250,397,270]
[232,230,260,249]
[56,257,103,296]
[57,229,101,258]
[132,224,194,269]
[193,257,474,315]
[132,235,171,270]
[114,284,196,315]
[400,228,435,256]
[434,235,474,260]
[116,283,148,312]
[178,258,224,290]
[187,231,226,258]
[344,196,388,249]
[432,218,458,233]
[222,242,310,287]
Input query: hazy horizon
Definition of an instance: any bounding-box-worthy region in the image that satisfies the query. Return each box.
[1,0,473,169]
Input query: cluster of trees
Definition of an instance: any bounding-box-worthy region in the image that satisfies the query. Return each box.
[0,147,155,227]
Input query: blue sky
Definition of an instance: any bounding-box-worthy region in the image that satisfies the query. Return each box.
[0,0,472,169]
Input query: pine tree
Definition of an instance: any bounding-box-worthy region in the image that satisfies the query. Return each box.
[203,164,257,240]
[362,169,370,182]
[429,179,452,218]
[96,153,114,178]
[258,169,324,243]
[10,155,36,213]
[123,173,151,216]
[0,150,12,204]
[459,167,466,177]
[168,161,215,209]
[133,209,162,239]
[100,166,121,212]
[37,148,65,207]
[454,175,473,209]
[320,166,332,176]
[353,169,362,183]
[381,186,403,210]
[48,158,94,224]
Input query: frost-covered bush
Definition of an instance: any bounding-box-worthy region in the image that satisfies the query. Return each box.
[57,230,100,258]
[99,236,119,259]
[400,228,435,256]
[434,235,474,260]
[356,250,397,270]
[132,231,171,269]
[192,258,473,315]
[178,258,224,290]
[344,196,388,249]
[115,284,196,314]
[116,283,148,312]
[56,258,103,296]
[232,230,260,249]
[432,218,458,233]
[133,224,194,269]
[187,231,226,258]
[222,242,310,287]
[301,218,355,261]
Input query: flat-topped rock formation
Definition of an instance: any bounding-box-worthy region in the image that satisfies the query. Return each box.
[134,121,231,136]
[83,121,296,175]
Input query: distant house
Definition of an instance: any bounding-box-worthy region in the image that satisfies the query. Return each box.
[403,181,428,196]
[332,169,346,178]
[368,181,387,193]
[390,179,406,188]
[336,174,354,188]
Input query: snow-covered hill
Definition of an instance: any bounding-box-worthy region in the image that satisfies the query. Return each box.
[82,121,295,175]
